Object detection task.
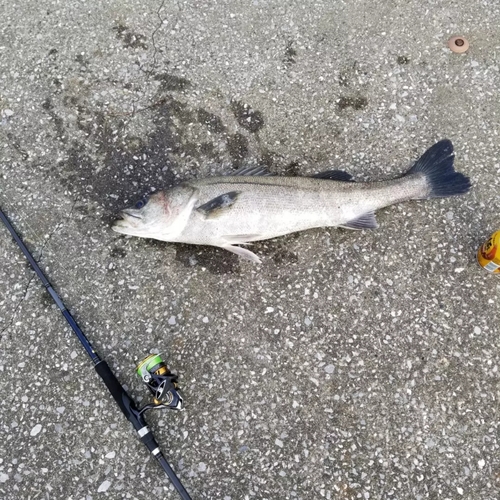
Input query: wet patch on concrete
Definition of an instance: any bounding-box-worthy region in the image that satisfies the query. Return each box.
[259,150,282,170]
[113,23,148,50]
[110,247,127,258]
[53,83,262,211]
[283,40,297,67]
[226,133,249,164]
[175,244,241,275]
[154,73,191,92]
[337,96,368,111]
[197,109,226,133]
[272,248,299,265]
[6,132,29,160]
[230,100,265,133]
[39,291,54,309]
[42,97,67,143]
[75,53,90,68]
[282,161,301,176]
[33,64,282,274]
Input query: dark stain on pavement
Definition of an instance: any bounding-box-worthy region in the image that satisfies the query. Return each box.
[226,133,249,164]
[337,96,368,111]
[155,73,191,92]
[6,132,29,160]
[51,90,245,213]
[175,245,241,275]
[259,150,281,169]
[113,23,148,50]
[40,68,284,273]
[197,109,226,133]
[75,54,89,67]
[110,247,127,258]
[55,104,177,211]
[282,161,301,176]
[272,248,299,265]
[284,41,297,67]
[231,100,265,133]
[42,97,67,143]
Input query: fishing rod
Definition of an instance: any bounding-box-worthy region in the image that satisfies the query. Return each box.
[0,207,193,500]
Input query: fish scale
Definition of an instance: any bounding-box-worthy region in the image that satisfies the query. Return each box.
[178,175,426,243]
[112,140,471,263]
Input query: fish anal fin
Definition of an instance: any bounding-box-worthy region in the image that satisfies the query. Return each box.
[341,212,378,230]
[221,244,261,263]
[313,170,354,182]
[197,191,241,219]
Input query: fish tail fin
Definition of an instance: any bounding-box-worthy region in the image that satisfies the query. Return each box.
[407,140,471,198]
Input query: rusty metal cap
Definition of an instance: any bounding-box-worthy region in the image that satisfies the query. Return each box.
[448,36,469,53]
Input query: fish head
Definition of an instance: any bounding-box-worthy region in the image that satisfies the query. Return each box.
[112,185,198,240]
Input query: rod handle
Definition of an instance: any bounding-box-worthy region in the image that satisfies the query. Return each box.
[94,360,145,431]
[94,360,192,499]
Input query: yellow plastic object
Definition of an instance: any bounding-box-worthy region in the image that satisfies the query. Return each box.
[477,231,500,273]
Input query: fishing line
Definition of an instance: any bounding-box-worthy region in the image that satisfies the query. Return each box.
[0,204,193,500]
[1,191,179,374]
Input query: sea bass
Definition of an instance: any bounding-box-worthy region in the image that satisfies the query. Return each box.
[112,140,471,263]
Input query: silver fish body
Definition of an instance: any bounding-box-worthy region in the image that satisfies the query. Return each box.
[112,140,471,263]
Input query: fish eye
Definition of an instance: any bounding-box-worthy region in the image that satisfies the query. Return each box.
[135,197,148,209]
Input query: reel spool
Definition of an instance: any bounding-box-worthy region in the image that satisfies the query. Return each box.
[137,354,183,411]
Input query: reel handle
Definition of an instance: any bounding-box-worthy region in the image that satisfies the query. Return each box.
[137,354,184,410]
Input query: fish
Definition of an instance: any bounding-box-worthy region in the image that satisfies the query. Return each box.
[112,140,471,263]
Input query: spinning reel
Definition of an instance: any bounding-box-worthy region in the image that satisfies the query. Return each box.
[136,354,184,414]
[1,205,193,500]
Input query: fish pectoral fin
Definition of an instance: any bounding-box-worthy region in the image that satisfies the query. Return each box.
[227,165,276,177]
[196,191,241,219]
[312,170,355,182]
[221,244,262,263]
[341,212,378,230]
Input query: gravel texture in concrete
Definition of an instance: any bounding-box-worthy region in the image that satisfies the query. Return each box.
[1,1,499,499]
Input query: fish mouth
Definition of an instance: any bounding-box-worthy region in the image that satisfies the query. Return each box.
[111,210,144,234]
[119,209,142,220]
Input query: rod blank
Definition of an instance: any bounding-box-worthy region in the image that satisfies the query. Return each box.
[0,207,192,500]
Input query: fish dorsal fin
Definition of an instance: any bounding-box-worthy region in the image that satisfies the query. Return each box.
[228,165,275,177]
[197,191,241,219]
[341,212,378,230]
[312,170,354,182]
